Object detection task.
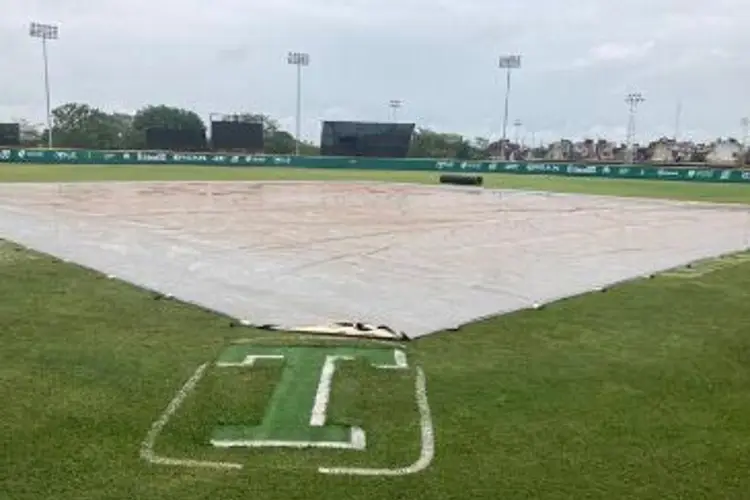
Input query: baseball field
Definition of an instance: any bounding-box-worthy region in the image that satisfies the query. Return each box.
[2,164,750,500]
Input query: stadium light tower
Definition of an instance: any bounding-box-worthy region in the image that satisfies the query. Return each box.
[29,22,59,149]
[513,119,523,144]
[624,92,645,164]
[498,54,522,156]
[287,51,310,155]
[741,117,749,151]
[389,100,403,121]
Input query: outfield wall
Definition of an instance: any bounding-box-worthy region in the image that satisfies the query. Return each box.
[2,147,750,184]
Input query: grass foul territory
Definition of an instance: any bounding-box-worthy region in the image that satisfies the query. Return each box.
[3,163,750,203]
[1,163,750,500]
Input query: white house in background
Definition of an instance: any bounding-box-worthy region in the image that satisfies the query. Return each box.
[650,140,676,163]
[545,140,572,160]
[706,139,743,165]
[562,139,617,161]
[526,146,543,160]
[596,140,617,160]
[573,141,593,159]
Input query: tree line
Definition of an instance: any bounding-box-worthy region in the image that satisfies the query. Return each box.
[13,102,747,164]
[15,102,495,159]
[17,103,318,155]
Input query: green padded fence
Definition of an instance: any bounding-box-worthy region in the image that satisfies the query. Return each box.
[1,147,749,184]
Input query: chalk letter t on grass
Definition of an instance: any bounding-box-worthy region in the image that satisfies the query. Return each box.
[211,345,407,450]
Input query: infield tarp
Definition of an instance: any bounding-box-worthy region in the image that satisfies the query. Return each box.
[0,181,748,337]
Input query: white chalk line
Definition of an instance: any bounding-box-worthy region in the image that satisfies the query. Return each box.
[377,349,409,369]
[216,354,284,368]
[318,366,435,476]
[139,362,243,470]
[310,355,354,427]
[310,349,408,428]
[211,428,366,450]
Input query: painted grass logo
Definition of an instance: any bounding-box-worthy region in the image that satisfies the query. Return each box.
[140,343,435,476]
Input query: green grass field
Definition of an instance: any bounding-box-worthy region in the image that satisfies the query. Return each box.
[3,163,750,203]
[2,164,750,500]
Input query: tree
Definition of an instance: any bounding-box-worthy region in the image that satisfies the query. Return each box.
[50,103,128,149]
[108,113,135,149]
[264,129,297,154]
[455,139,472,159]
[410,128,465,158]
[230,113,318,155]
[472,137,490,151]
[12,118,43,146]
[131,105,206,149]
[469,137,491,160]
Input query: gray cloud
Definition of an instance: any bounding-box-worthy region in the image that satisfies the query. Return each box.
[3,0,749,143]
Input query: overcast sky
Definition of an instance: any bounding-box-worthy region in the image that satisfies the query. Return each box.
[3,0,749,144]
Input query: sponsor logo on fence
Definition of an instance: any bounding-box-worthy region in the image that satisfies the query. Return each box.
[136,152,168,162]
[566,165,597,175]
[53,151,77,161]
[656,168,681,178]
[272,156,292,165]
[526,164,563,173]
[693,169,716,179]
[172,153,209,163]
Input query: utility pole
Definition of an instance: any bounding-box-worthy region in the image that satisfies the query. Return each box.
[287,51,310,155]
[29,22,59,148]
[625,92,645,164]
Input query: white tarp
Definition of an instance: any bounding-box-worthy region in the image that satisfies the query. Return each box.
[0,180,748,338]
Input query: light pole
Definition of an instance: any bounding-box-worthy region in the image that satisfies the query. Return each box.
[389,100,403,121]
[30,22,59,149]
[513,119,522,144]
[498,54,521,158]
[741,117,749,152]
[287,51,309,155]
[625,92,645,164]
